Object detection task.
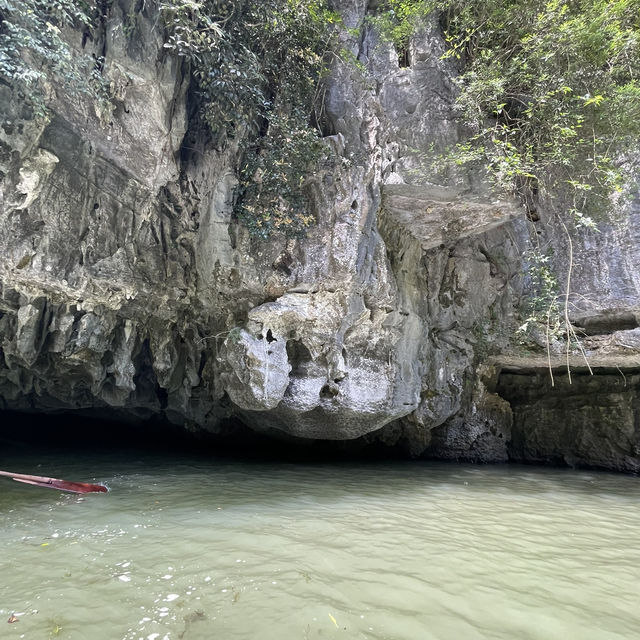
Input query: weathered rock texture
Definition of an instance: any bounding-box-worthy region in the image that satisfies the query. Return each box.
[495,355,640,473]
[1,0,639,470]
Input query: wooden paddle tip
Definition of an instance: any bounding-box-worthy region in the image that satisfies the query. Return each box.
[92,485,109,493]
[2,470,108,494]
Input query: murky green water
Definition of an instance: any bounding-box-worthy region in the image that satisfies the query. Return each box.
[1,447,639,640]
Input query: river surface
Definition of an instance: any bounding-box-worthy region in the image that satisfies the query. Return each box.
[1,446,639,640]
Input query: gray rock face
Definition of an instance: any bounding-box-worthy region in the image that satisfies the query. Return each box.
[219,289,422,439]
[0,1,638,469]
[496,357,640,472]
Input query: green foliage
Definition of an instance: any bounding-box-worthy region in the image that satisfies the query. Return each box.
[368,0,432,48]
[442,0,640,225]
[373,0,640,226]
[0,0,108,117]
[238,109,323,237]
[517,249,562,341]
[161,0,339,237]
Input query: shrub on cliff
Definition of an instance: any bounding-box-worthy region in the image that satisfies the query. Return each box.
[374,0,640,226]
[0,0,107,118]
[161,0,338,238]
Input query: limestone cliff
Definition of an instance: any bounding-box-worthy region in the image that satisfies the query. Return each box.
[1,0,639,470]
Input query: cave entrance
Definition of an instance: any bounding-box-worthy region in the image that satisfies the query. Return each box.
[0,407,328,462]
[0,409,206,453]
[0,408,417,462]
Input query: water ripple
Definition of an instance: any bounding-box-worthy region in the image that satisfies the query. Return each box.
[1,454,640,639]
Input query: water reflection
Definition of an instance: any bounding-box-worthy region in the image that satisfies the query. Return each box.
[0,449,639,639]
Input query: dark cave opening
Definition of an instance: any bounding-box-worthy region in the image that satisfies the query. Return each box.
[0,409,415,463]
[0,409,209,452]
